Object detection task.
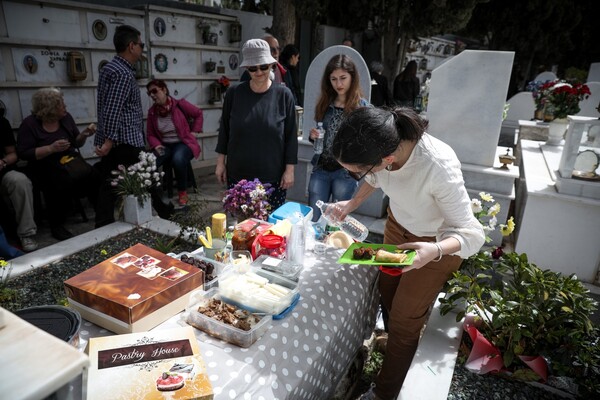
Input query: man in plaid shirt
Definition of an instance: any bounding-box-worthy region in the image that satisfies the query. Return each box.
[93,24,146,228]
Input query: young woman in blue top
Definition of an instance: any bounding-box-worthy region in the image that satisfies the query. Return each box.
[308,54,370,221]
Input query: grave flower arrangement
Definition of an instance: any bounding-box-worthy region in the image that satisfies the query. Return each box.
[526,80,550,110]
[440,194,600,397]
[470,191,514,243]
[543,79,590,119]
[111,151,163,205]
[222,179,273,221]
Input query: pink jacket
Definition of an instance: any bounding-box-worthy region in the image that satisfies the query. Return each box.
[146,97,203,159]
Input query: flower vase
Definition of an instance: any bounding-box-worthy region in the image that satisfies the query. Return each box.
[534,106,545,121]
[546,118,568,146]
[123,195,153,225]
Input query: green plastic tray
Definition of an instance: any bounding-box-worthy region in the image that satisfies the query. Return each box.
[337,243,416,267]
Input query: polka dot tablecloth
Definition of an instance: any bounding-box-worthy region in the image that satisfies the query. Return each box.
[77,246,380,399]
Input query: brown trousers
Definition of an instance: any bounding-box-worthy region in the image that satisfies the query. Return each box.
[374,210,462,400]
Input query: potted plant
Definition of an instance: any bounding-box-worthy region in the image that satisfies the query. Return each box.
[111,151,163,225]
[440,201,599,397]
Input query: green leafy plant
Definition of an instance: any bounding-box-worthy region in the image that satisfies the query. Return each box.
[0,259,18,306]
[361,350,384,384]
[440,251,599,394]
[153,197,210,253]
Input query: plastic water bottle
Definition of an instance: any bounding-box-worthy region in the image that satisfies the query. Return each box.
[315,200,369,242]
[314,122,325,155]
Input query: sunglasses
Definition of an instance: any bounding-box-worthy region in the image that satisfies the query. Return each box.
[134,41,145,49]
[147,88,159,96]
[348,163,378,181]
[247,64,272,73]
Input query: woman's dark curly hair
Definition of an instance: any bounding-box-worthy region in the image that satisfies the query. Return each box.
[331,107,426,168]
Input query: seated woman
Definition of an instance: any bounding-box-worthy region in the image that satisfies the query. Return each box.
[146,79,203,206]
[17,87,99,241]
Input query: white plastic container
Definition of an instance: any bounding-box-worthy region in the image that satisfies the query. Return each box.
[170,252,229,291]
[251,255,303,281]
[217,268,299,315]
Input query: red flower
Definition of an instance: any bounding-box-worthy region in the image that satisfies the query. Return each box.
[542,79,591,119]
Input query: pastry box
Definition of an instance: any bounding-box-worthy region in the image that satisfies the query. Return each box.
[184,288,271,348]
[64,244,204,334]
[86,326,213,400]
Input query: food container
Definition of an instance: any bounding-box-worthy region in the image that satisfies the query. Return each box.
[184,288,272,348]
[217,268,299,315]
[252,234,286,260]
[232,219,272,252]
[170,252,229,291]
[15,305,82,347]
[267,201,313,224]
[251,255,303,281]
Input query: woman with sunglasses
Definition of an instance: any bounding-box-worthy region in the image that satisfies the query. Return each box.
[146,79,203,206]
[330,106,485,400]
[215,38,297,211]
[307,54,370,222]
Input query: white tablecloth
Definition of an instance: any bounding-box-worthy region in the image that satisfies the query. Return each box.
[77,246,380,400]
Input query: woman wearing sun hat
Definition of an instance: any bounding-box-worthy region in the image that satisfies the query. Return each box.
[215,38,297,210]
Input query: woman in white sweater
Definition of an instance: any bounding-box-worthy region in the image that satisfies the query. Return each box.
[330,106,485,400]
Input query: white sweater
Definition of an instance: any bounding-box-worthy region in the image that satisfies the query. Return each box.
[366,133,485,258]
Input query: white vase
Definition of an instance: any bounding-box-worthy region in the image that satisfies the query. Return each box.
[123,195,153,225]
[546,118,568,146]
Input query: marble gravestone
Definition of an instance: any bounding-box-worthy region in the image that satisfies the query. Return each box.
[426,50,518,246]
[302,45,371,140]
[534,71,557,83]
[500,91,535,146]
[588,62,600,83]
[577,81,600,118]
[427,50,515,166]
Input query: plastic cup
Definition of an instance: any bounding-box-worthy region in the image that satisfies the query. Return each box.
[313,240,327,255]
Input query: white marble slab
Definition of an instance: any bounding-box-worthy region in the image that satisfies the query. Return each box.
[427,50,514,167]
[399,293,463,400]
[0,307,89,400]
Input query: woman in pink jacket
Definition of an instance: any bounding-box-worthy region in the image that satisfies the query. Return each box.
[146,79,203,205]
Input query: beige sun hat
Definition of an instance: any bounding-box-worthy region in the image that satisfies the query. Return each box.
[239,39,277,67]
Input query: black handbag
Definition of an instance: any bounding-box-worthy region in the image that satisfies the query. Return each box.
[62,151,94,181]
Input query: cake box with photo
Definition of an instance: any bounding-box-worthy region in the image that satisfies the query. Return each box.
[64,244,204,334]
[86,326,213,400]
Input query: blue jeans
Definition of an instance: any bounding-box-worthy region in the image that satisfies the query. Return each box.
[308,168,358,221]
[156,143,193,191]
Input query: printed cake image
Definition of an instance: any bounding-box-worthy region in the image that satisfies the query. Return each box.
[156,371,185,391]
[155,364,196,391]
[86,327,213,400]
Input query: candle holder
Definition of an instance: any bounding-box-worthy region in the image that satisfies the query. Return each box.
[498,148,515,170]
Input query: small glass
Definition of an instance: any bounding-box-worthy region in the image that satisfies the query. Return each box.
[313,239,327,255]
